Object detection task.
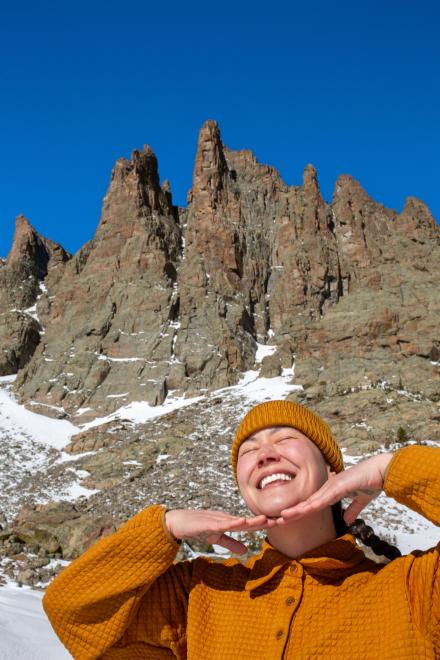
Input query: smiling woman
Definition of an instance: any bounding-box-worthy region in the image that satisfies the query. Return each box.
[43,400,440,659]
[236,427,330,519]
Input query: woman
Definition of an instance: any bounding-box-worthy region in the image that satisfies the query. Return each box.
[44,400,440,658]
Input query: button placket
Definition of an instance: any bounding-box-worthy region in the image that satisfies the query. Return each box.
[276,566,302,659]
[267,564,303,655]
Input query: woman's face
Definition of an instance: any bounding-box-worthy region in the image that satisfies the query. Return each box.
[236,426,329,519]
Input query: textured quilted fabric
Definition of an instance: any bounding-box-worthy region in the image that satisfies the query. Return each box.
[43,445,440,659]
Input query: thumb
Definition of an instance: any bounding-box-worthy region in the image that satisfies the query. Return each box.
[215,533,247,555]
[343,501,367,526]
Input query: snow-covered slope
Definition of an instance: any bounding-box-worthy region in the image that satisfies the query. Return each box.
[0,584,71,659]
[0,362,302,519]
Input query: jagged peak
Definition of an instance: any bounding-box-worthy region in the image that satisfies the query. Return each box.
[199,119,221,139]
[7,215,40,266]
[7,215,70,277]
[15,213,33,230]
[223,146,256,162]
[398,196,438,240]
[192,120,228,199]
[111,145,160,187]
[302,164,320,193]
[161,179,173,206]
[402,195,434,220]
[332,174,373,207]
[131,144,156,162]
[105,144,164,219]
[334,173,364,193]
[98,141,180,239]
[194,120,225,168]
[223,147,286,191]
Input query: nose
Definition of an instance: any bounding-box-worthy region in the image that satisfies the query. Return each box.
[257,444,280,467]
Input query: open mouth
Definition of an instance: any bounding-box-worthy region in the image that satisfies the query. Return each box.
[258,472,295,490]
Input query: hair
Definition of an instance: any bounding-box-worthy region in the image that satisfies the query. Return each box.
[332,502,401,561]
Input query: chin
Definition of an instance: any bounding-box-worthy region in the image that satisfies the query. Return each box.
[251,492,303,519]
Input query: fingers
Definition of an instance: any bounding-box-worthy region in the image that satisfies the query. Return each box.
[279,463,385,524]
[279,483,343,522]
[166,508,276,543]
[278,486,378,525]
[222,514,275,533]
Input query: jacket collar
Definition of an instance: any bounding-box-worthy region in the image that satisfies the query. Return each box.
[245,534,366,592]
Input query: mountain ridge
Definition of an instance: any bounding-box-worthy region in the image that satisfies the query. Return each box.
[0,119,437,450]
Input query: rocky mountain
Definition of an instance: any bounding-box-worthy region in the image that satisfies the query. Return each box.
[0,120,439,587]
[11,120,440,449]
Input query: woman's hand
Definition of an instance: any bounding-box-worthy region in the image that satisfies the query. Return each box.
[165,509,276,554]
[277,452,394,526]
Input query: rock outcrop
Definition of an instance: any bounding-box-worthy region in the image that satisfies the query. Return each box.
[14,147,182,416]
[0,216,70,375]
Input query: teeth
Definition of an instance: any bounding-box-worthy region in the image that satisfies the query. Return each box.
[260,473,293,490]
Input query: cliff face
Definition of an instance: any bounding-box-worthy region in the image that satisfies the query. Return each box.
[7,120,440,448]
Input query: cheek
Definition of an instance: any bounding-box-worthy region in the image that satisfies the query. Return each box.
[236,456,257,502]
[310,455,330,487]
[236,457,250,486]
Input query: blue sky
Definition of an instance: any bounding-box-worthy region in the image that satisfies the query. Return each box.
[1,1,439,257]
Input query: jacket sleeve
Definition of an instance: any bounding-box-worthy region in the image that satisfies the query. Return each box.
[43,504,192,660]
[384,445,440,650]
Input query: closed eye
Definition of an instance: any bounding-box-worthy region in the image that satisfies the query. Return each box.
[238,445,257,457]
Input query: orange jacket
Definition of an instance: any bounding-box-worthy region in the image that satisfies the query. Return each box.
[44,445,440,659]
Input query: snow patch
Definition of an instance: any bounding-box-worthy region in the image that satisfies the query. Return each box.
[255,342,276,363]
[97,354,144,363]
[75,407,93,415]
[213,362,300,405]
[0,584,71,659]
[0,386,78,451]
[23,303,38,321]
[50,481,99,502]
[0,375,16,384]
[80,393,205,431]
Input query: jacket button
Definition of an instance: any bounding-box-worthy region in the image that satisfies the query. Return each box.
[276,629,284,639]
[286,596,295,606]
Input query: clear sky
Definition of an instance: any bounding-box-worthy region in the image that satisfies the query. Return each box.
[1,1,439,257]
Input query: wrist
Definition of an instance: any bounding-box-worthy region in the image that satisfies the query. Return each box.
[163,510,181,545]
[377,452,394,484]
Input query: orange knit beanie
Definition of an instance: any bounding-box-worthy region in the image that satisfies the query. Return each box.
[231,400,344,478]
